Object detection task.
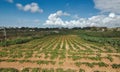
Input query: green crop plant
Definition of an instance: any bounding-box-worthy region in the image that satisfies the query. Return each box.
[0,68,18,72]
[41,68,54,72]
[111,64,120,69]
[0,52,8,57]
[79,69,85,72]
[65,69,76,72]
[59,61,64,65]
[37,60,49,65]
[22,68,30,72]
[96,62,108,67]
[88,55,101,61]
[56,68,64,72]
[32,68,40,72]
[106,55,113,62]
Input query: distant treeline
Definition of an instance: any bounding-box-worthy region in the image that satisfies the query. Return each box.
[0,26,120,31]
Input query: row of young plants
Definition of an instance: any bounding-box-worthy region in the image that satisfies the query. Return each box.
[68,54,114,62]
[69,38,83,51]
[29,35,64,59]
[0,65,119,72]
[0,35,61,59]
[72,38,94,52]
[35,35,67,60]
[75,62,108,68]
[0,59,56,65]
[40,36,62,59]
[66,38,75,51]
[47,35,67,60]
[0,68,78,72]
[0,36,52,58]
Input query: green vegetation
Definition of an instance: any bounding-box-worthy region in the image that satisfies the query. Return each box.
[0,37,44,46]
[75,62,108,67]
[0,68,18,72]
[0,27,119,72]
[32,68,40,72]
[106,54,113,62]
[111,64,120,69]
[22,68,30,72]
[79,69,85,72]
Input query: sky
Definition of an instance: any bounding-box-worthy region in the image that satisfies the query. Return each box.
[0,0,120,28]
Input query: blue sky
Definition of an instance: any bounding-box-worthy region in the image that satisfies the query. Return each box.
[0,0,120,28]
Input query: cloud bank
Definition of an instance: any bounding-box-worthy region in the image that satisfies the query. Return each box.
[45,0,120,28]
[45,11,120,28]
[16,2,43,13]
[94,0,120,14]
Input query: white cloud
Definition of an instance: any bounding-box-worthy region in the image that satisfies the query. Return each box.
[94,0,120,14]
[16,3,43,13]
[45,11,120,28]
[109,13,115,18]
[45,10,70,26]
[16,3,23,9]
[7,0,13,3]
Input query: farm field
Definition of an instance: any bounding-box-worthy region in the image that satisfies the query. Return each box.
[1,0,120,72]
[0,30,120,72]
